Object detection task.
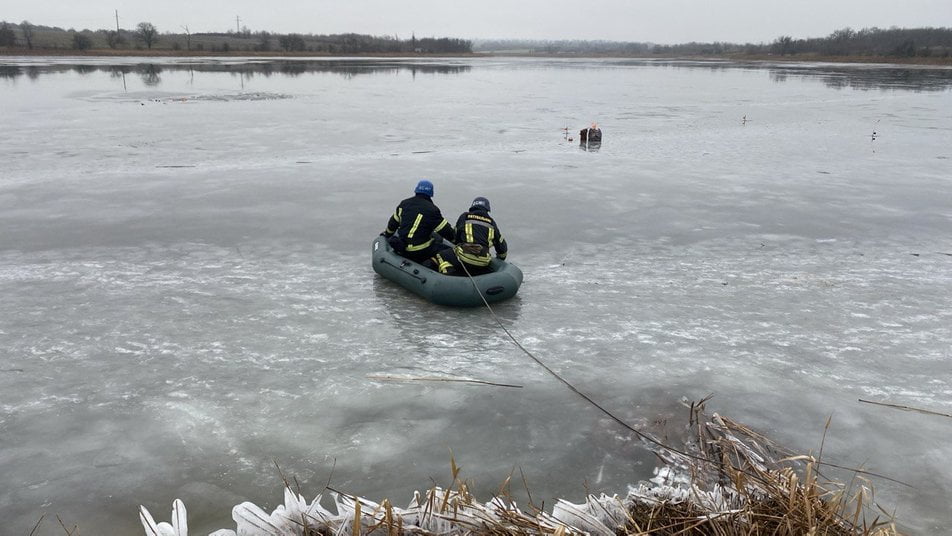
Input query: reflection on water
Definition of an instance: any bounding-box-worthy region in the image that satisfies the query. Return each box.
[70,64,96,76]
[2,57,950,91]
[606,58,952,92]
[140,64,161,86]
[579,140,601,152]
[0,59,472,83]
[768,64,952,92]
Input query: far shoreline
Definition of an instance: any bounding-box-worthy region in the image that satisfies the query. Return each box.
[1,48,951,66]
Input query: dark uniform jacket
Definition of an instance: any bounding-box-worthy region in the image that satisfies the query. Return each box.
[453,208,508,267]
[579,127,602,143]
[384,194,454,255]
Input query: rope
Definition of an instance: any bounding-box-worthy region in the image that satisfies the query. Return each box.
[456,260,698,460]
[456,261,913,487]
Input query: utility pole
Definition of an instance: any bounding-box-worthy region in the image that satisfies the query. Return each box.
[115,9,120,32]
[236,15,240,34]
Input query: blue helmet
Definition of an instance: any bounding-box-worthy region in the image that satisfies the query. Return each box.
[414,180,434,197]
[470,196,490,211]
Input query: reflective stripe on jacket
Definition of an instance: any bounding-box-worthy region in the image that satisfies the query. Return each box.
[384,194,454,252]
[453,209,507,266]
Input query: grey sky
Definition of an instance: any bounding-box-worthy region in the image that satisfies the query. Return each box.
[4,0,951,44]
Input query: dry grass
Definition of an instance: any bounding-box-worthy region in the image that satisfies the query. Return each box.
[239,401,901,536]
[619,400,900,536]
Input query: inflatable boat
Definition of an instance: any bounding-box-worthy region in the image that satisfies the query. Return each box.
[372,235,523,307]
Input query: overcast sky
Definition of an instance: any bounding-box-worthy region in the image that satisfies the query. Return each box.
[4,0,951,44]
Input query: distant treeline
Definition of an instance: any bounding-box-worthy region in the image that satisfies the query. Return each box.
[766,27,952,58]
[2,21,951,59]
[474,38,653,55]
[0,21,472,54]
[476,27,952,59]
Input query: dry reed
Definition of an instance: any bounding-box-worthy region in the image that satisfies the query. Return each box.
[139,401,902,536]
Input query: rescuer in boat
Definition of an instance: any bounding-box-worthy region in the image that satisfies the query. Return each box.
[381,180,456,267]
[435,196,508,276]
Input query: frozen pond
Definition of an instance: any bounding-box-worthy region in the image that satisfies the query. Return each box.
[1,56,951,534]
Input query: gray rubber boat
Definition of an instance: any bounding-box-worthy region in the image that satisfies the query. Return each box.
[372,235,523,307]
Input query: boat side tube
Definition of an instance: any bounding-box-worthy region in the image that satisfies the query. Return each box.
[372,236,523,307]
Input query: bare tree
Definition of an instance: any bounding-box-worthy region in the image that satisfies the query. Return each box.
[256,31,271,52]
[0,22,16,47]
[72,32,93,50]
[279,34,306,52]
[135,22,158,49]
[105,30,124,49]
[20,20,34,49]
[772,35,794,56]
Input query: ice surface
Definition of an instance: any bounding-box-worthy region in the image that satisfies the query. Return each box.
[1,57,950,535]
